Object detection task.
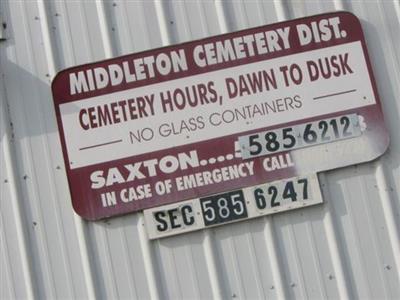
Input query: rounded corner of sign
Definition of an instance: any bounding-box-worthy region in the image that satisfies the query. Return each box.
[51,69,67,87]
[71,203,97,221]
[365,133,390,163]
[51,70,67,100]
[340,11,363,29]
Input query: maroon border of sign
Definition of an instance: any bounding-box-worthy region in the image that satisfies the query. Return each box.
[52,11,389,220]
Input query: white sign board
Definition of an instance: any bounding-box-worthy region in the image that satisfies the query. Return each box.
[52,12,388,220]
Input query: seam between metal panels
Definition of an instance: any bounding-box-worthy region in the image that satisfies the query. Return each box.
[154,1,225,298]
[227,227,246,298]
[319,173,352,300]
[305,216,329,299]
[286,215,308,299]
[12,1,59,297]
[186,236,202,299]
[179,1,192,41]
[120,223,140,299]
[154,0,171,46]
[77,1,94,60]
[373,0,400,281]
[262,3,295,299]
[138,2,152,49]
[262,218,287,300]
[34,1,77,298]
[344,177,372,296]
[119,2,134,52]
[273,0,288,23]
[255,1,265,25]
[60,1,77,68]
[101,227,119,299]
[375,163,400,279]
[0,199,17,298]
[175,235,201,298]
[394,0,400,22]
[58,1,100,298]
[245,224,266,299]
[96,1,162,298]
[0,67,35,300]
[94,2,128,299]
[333,0,346,11]
[327,176,353,298]
[201,4,228,298]
[137,214,161,300]
[36,1,99,299]
[197,1,209,38]
[16,2,57,297]
[237,0,248,28]
[95,0,114,58]
[214,0,228,34]
[170,240,185,298]
[203,231,224,299]
[97,4,139,298]
[360,174,390,296]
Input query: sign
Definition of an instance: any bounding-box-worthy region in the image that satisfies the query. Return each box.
[52,12,388,220]
[144,174,323,239]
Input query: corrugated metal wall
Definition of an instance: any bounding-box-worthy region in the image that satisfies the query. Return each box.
[1,0,399,299]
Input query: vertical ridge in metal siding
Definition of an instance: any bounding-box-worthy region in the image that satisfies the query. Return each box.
[375,164,400,279]
[6,1,58,297]
[274,0,289,21]
[204,2,230,298]
[366,0,400,282]
[92,3,134,299]
[394,0,400,22]
[154,0,171,46]
[0,216,14,299]
[95,0,115,58]
[72,217,97,300]
[325,165,399,298]
[262,218,288,299]
[241,224,266,298]
[319,174,353,300]
[214,0,229,33]
[31,2,81,298]
[21,1,88,297]
[118,220,140,299]
[200,231,222,299]
[341,170,374,298]
[287,2,356,299]
[96,2,162,299]
[277,214,308,299]
[0,71,35,298]
[302,214,328,298]
[183,236,203,298]
[47,2,100,299]
[267,4,292,299]
[152,1,226,298]
[136,216,161,300]
[333,0,346,11]
[109,3,164,298]
[191,1,209,38]
[173,236,204,298]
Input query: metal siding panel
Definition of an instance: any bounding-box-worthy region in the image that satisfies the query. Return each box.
[325,166,394,299]
[1,0,400,299]
[214,222,269,299]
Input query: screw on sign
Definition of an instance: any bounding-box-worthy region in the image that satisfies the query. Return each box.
[51,12,388,221]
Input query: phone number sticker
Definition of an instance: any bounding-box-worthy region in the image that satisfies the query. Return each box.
[238,114,362,159]
[144,174,323,239]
